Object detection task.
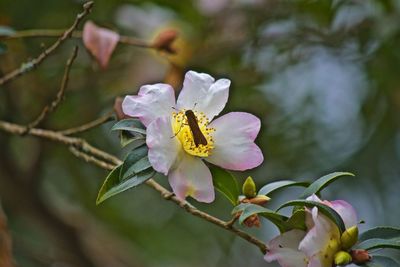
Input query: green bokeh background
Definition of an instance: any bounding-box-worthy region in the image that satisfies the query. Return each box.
[1,0,400,266]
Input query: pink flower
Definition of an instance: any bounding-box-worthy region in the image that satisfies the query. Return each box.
[122,71,264,203]
[264,195,358,267]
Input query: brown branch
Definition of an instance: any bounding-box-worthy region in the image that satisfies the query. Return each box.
[2,29,152,49]
[0,1,93,87]
[0,119,268,254]
[0,203,16,267]
[69,146,115,170]
[25,46,78,132]
[60,111,115,136]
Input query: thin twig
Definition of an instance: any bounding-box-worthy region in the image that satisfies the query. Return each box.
[60,111,115,136]
[2,29,152,49]
[0,1,93,87]
[25,46,78,132]
[69,146,115,170]
[0,119,268,254]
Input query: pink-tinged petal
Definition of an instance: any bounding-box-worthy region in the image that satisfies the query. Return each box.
[82,21,120,69]
[146,116,181,175]
[177,70,230,120]
[122,84,176,127]
[300,208,340,267]
[168,153,215,203]
[330,200,358,229]
[205,112,264,171]
[306,195,358,229]
[264,230,308,267]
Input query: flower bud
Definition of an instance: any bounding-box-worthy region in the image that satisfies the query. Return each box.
[249,195,271,205]
[242,176,257,198]
[351,249,371,264]
[243,214,261,228]
[334,251,352,265]
[340,226,358,250]
[152,29,178,54]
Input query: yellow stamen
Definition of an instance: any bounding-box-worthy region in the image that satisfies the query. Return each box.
[171,110,215,157]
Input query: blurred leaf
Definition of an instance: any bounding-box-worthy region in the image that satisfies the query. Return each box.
[299,172,354,198]
[359,227,400,242]
[277,200,346,233]
[0,26,15,37]
[82,21,120,69]
[111,119,146,135]
[211,167,240,205]
[364,255,400,267]
[258,180,310,196]
[232,203,289,232]
[0,43,7,55]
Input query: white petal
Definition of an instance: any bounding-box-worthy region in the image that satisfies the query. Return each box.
[122,83,176,127]
[146,116,181,175]
[177,70,230,120]
[206,112,263,170]
[265,230,308,267]
[168,153,215,203]
[299,208,340,263]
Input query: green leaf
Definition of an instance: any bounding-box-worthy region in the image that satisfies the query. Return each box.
[365,255,400,267]
[232,203,289,232]
[0,26,15,37]
[211,167,240,205]
[285,209,307,231]
[111,119,146,135]
[359,227,400,242]
[277,199,346,233]
[96,166,155,204]
[258,180,310,196]
[299,172,354,198]
[120,132,145,147]
[355,238,400,251]
[120,146,150,180]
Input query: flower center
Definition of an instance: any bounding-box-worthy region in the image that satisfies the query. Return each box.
[171,110,215,157]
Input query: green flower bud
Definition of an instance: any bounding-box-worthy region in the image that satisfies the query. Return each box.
[341,226,359,250]
[242,176,257,198]
[334,251,352,266]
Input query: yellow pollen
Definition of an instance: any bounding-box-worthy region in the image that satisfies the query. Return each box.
[171,110,215,157]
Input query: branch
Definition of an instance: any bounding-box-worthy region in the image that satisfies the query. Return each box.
[0,1,93,87]
[0,120,268,254]
[59,111,115,136]
[25,46,78,131]
[0,203,16,267]
[2,29,152,49]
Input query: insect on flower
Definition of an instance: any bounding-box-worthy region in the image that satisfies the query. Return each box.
[122,70,264,203]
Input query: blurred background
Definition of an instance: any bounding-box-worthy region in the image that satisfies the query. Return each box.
[1,0,400,266]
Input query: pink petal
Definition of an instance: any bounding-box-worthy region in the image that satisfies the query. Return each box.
[82,21,120,69]
[177,70,230,120]
[122,83,176,127]
[330,200,358,229]
[205,112,264,171]
[264,229,308,267]
[168,153,215,203]
[146,116,181,175]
